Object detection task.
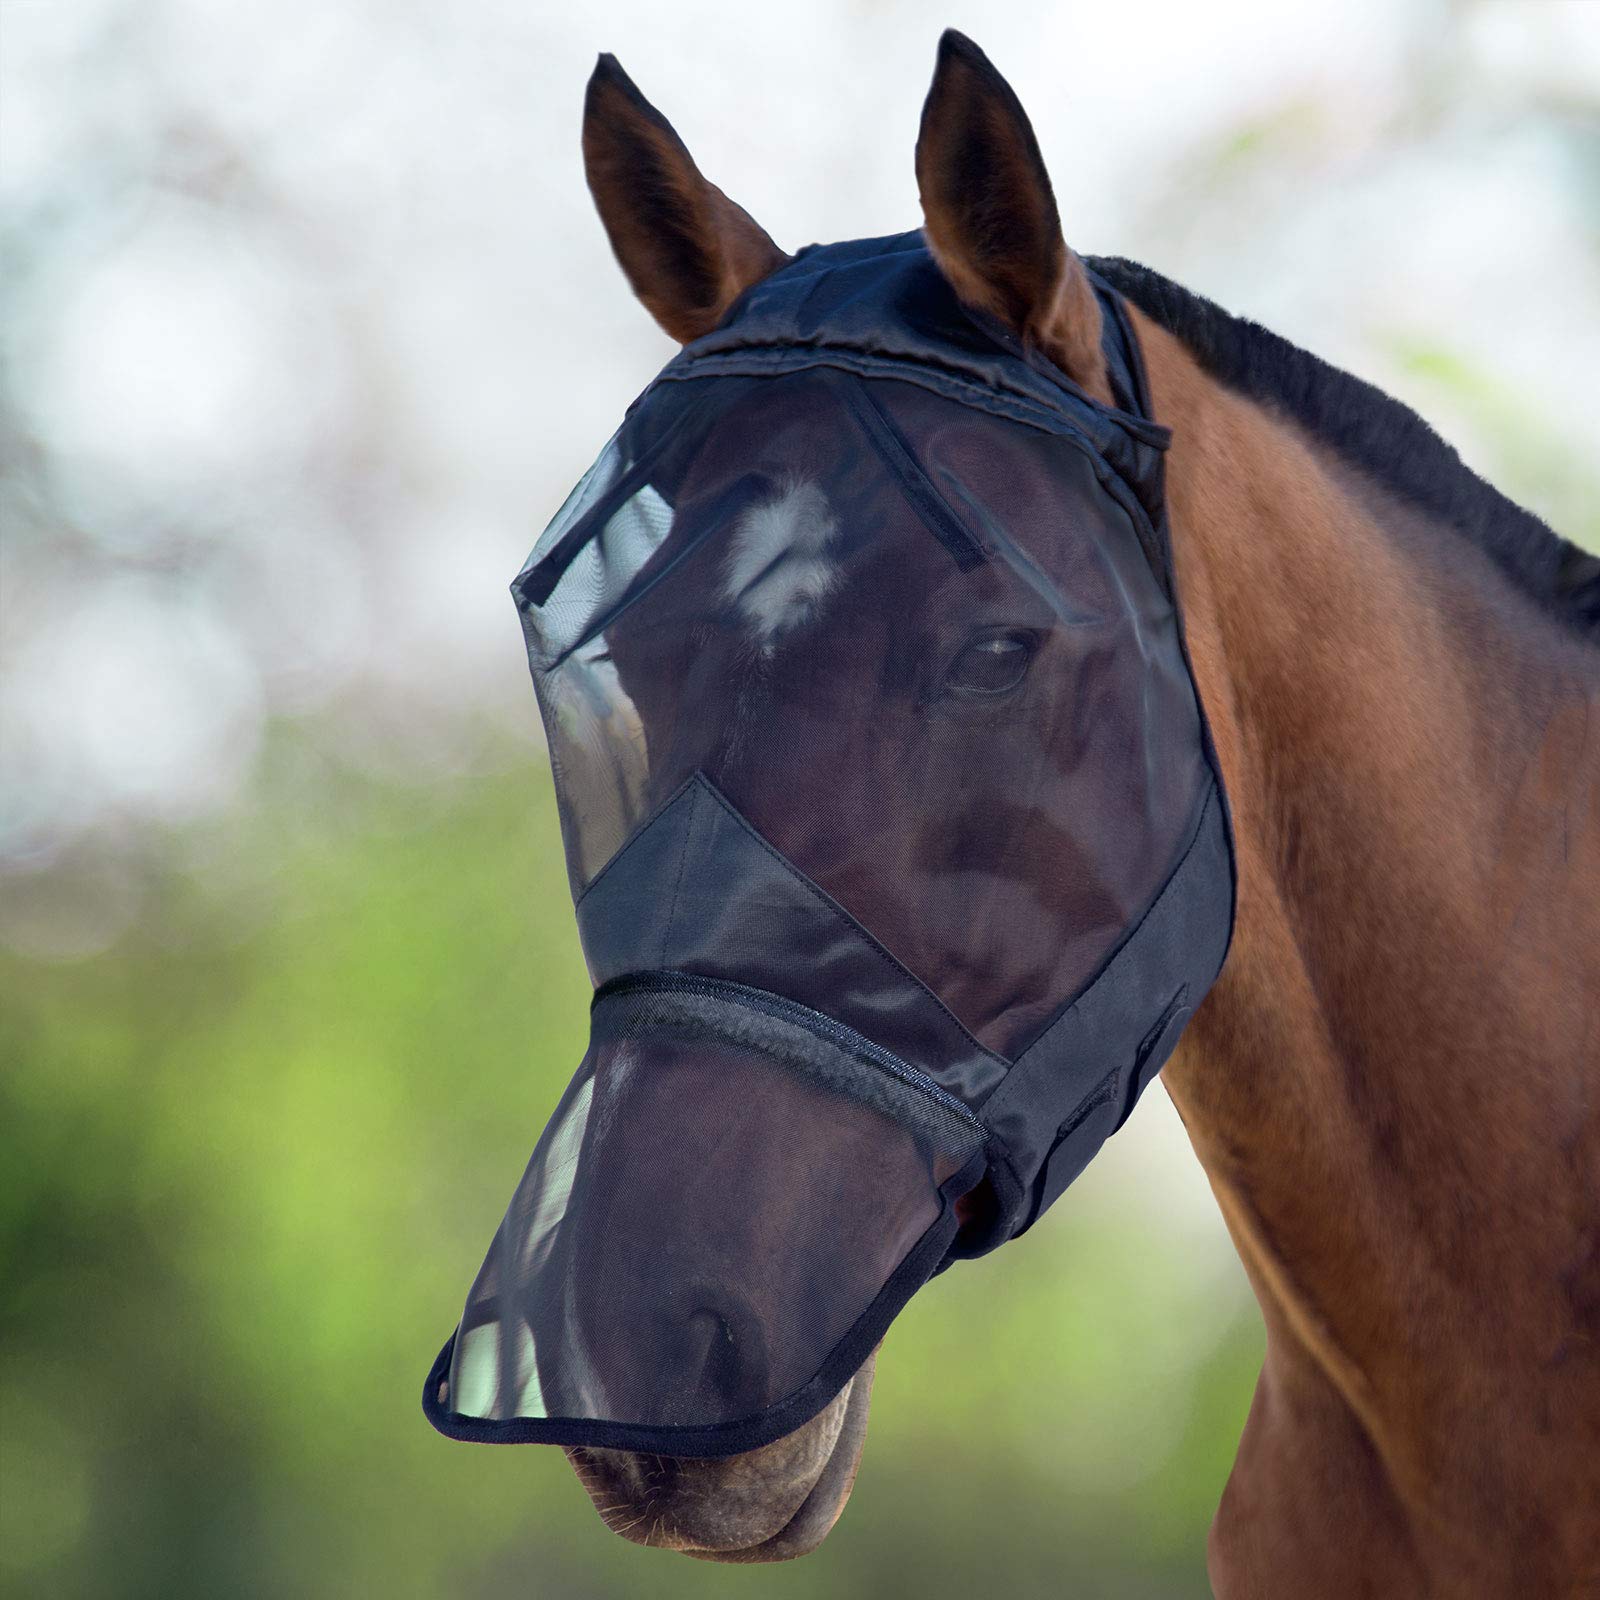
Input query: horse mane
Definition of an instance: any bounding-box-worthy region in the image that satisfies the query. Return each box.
[1090,256,1600,642]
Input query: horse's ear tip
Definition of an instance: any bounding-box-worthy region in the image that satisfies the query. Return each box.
[586,52,656,127]
[936,29,988,69]
[587,52,631,97]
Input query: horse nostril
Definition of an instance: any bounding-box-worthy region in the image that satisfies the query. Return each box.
[688,1306,741,1393]
[673,1288,770,1414]
[688,1305,735,1345]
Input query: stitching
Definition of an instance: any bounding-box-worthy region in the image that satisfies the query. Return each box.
[980,784,1221,1127]
[662,349,1084,440]
[1018,784,1216,1059]
[1135,984,1191,1071]
[1055,1070,1120,1142]
[654,353,1170,567]
[658,779,700,970]
[836,377,985,570]
[661,337,1174,452]
[573,771,701,910]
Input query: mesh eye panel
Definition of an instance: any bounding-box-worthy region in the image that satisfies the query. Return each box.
[519,368,1204,1061]
[438,978,984,1448]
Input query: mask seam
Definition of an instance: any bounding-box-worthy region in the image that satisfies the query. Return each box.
[572,770,702,911]
[516,384,726,611]
[833,375,986,570]
[979,782,1220,1131]
[686,773,1013,1078]
[661,341,1171,450]
[1015,781,1216,1064]
[657,778,702,969]
[654,354,1170,578]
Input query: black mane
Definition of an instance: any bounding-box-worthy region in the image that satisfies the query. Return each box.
[1090,256,1600,641]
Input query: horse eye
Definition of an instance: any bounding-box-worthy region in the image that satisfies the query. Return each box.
[945,631,1037,697]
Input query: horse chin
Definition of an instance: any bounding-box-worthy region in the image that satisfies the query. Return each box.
[564,1349,878,1563]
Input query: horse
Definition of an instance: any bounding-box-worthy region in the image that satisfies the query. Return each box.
[545,32,1600,1596]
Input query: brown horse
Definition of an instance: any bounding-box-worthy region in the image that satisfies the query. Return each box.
[559,33,1600,1596]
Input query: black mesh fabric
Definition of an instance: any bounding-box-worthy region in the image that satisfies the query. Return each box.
[424,234,1235,1457]
[526,368,1203,1060]
[436,979,983,1451]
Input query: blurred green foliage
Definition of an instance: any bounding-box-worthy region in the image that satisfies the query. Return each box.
[1385,334,1600,555]
[0,743,1262,1599]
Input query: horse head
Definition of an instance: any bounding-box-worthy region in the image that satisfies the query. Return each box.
[427,30,1231,1562]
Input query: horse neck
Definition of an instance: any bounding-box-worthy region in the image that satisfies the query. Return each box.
[1129,308,1600,1586]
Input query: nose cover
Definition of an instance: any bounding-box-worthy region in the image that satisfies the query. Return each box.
[424,233,1235,1456]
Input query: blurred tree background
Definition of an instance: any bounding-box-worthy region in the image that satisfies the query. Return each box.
[2,1,1596,1595]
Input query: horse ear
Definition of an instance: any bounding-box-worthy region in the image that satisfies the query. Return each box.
[915,31,1112,405]
[582,54,789,345]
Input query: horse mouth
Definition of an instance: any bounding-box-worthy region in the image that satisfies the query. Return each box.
[564,1349,878,1563]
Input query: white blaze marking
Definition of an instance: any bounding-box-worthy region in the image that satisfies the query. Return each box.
[722,479,841,644]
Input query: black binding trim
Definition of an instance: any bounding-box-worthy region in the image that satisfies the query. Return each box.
[594,970,986,1131]
[420,1146,987,1456]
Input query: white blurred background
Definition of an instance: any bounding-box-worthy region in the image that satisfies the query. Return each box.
[5,0,1597,909]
